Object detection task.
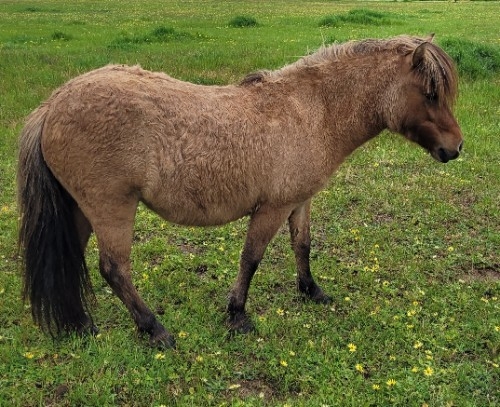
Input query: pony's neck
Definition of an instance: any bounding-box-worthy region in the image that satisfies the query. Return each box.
[312,57,393,161]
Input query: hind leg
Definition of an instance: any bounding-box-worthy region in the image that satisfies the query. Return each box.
[92,201,175,348]
[72,206,99,334]
[289,200,331,304]
[74,205,93,251]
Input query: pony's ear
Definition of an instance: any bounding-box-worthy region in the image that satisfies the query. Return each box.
[426,33,435,43]
[412,42,429,68]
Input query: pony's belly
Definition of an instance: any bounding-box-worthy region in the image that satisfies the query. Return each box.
[142,199,252,227]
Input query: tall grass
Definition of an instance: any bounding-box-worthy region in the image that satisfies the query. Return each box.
[319,9,394,27]
[440,38,500,79]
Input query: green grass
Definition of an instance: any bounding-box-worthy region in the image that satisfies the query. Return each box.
[0,1,499,406]
[319,9,394,27]
[229,15,259,28]
[440,38,500,80]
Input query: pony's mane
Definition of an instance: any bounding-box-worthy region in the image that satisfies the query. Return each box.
[240,35,458,105]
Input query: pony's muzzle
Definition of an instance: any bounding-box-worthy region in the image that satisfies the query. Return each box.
[435,142,462,163]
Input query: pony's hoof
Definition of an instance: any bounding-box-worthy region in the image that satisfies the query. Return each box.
[76,317,99,336]
[299,284,332,305]
[227,312,256,336]
[311,292,332,305]
[150,331,176,349]
[88,324,100,336]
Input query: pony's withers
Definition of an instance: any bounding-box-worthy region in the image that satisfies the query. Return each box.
[18,35,462,347]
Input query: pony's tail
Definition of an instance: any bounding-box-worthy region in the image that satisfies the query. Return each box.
[17,104,94,336]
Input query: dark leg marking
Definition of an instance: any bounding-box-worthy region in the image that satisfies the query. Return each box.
[289,201,331,304]
[99,255,175,349]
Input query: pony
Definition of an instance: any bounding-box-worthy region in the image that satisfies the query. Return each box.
[18,35,462,348]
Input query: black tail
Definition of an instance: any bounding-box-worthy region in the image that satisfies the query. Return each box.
[17,105,94,335]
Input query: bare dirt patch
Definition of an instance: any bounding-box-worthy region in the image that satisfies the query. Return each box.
[224,379,277,403]
[460,264,500,283]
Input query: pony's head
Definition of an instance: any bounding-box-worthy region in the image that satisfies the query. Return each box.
[386,36,463,163]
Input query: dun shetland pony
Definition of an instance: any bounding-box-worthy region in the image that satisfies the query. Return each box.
[18,35,462,348]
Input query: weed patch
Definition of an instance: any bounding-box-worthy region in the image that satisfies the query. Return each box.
[3,34,37,46]
[23,6,61,13]
[109,26,194,49]
[440,38,500,79]
[24,6,43,12]
[319,9,393,27]
[229,15,259,28]
[51,31,72,41]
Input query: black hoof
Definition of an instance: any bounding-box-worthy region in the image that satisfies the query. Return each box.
[87,324,100,336]
[310,291,333,305]
[149,330,176,349]
[140,320,176,349]
[227,312,256,336]
[299,283,332,305]
[76,316,99,336]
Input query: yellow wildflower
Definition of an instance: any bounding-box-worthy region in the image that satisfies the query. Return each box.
[423,366,434,376]
[347,343,357,352]
[23,352,35,359]
[280,360,288,367]
[386,378,397,387]
[355,363,364,373]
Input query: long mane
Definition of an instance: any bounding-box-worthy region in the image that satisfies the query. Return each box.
[240,35,458,106]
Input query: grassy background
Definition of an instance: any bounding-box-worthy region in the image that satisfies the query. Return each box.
[0,1,499,406]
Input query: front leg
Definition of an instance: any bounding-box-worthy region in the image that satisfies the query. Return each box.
[289,200,331,304]
[227,205,292,334]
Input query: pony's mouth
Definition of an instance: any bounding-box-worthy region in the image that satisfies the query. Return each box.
[431,147,460,163]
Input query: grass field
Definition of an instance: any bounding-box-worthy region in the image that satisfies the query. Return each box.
[0,1,499,406]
